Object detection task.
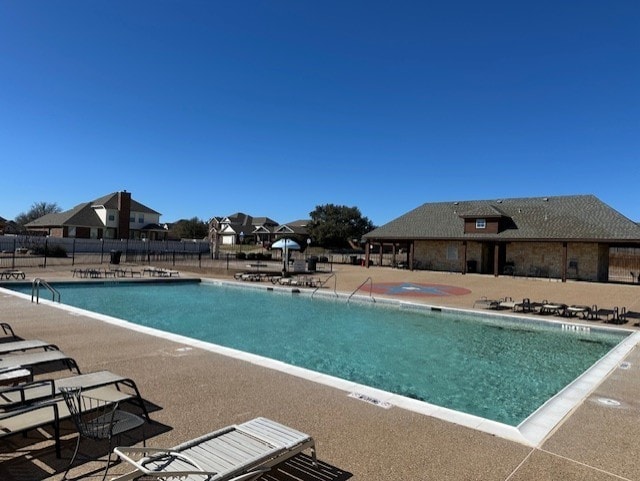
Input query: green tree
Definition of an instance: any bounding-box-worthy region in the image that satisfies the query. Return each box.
[170,217,208,239]
[307,204,375,249]
[15,201,62,228]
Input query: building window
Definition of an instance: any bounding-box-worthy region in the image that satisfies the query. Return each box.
[446,244,458,260]
[130,216,135,222]
[68,227,76,238]
[108,214,115,221]
[138,215,144,223]
[475,218,486,229]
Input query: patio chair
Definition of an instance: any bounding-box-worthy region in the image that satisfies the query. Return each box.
[112,417,316,481]
[60,386,146,481]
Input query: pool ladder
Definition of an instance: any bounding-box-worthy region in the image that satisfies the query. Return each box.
[311,273,338,298]
[347,277,376,304]
[31,278,60,304]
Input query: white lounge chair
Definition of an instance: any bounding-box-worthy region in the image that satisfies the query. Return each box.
[112,417,316,481]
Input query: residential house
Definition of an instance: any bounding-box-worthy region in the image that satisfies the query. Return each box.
[25,191,167,240]
[274,220,310,245]
[363,195,640,282]
[217,213,279,246]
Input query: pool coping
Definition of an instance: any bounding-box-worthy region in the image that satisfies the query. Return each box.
[3,279,638,447]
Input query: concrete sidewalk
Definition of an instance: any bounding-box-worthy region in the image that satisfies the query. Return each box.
[1,264,639,480]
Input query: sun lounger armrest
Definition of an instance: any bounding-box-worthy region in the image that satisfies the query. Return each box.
[0,379,55,409]
[113,446,217,476]
[0,399,59,421]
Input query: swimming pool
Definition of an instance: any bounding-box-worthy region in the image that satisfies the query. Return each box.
[8,279,630,432]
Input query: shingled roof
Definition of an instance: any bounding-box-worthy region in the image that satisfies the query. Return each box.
[25,192,160,228]
[364,195,640,242]
[25,202,103,228]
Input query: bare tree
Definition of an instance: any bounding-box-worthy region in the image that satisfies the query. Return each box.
[15,201,62,227]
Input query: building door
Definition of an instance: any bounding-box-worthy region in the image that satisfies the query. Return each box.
[482,242,507,275]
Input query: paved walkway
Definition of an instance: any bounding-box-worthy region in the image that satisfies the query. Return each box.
[1,264,639,480]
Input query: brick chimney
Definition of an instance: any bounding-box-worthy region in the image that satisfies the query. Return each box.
[118,191,131,239]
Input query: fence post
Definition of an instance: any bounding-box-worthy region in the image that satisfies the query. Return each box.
[172,251,176,266]
[226,253,229,270]
[12,237,16,269]
[100,239,104,264]
[72,239,76,266]
[198,251,202,268]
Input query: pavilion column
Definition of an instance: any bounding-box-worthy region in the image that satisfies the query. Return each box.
[462,241,468,275]
[409,241,415,271]
[365,242,371,268]
[378,243,384,267]
[561,242,567,282]
[392,244,397,267]
[494,244,500,277]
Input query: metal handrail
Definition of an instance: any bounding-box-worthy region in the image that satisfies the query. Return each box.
[347,277,376,303]
[31,278,60,304]
[311,273,338,298]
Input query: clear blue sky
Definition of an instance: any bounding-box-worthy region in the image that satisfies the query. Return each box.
[1,1,638,226]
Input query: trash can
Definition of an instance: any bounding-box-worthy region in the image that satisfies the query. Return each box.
[466,260,477,273]
[110,250,122,265]
[307,256,318,272]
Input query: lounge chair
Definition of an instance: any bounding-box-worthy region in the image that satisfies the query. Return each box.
[620,310,640,326]
[0,370,151,420]
[597,306,625,324]
[513,298,534,313]
[565,305,592,319]
[473,297,499,309]
[0,339,59,355]
[537,302,567,316]
[0,269,26,280]
[0,381,147,458]
[0,322,16,339]
[0,349,81,374]
[497,297,516,310]
[112,417,317,481]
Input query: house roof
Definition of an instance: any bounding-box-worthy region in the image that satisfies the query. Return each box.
[276,220,309,235]
[364,195,640,242]
[91,192,160,215]
[25,192,160,228]
[25,202,103,228]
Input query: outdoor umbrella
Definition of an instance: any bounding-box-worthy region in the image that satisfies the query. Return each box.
[271,238,301,272]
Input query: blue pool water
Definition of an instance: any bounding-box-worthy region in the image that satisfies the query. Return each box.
[11,281,627,425]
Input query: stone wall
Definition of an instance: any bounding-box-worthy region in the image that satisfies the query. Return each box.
[413,240,604,281]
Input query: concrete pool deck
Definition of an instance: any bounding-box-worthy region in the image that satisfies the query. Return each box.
[1,264,640,480]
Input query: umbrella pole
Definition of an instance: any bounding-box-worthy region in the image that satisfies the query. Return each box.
[283,246,288,273]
